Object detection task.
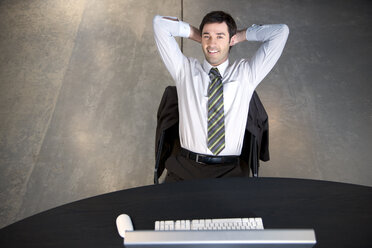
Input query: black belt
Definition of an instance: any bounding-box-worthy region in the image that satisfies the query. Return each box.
[180,148,239,165]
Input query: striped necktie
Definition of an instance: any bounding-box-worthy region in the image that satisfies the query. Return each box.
[208,67,225,155]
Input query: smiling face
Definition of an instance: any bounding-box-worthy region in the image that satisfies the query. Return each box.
[201,22,235,67]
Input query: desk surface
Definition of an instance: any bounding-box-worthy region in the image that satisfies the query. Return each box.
[0,178,371,248]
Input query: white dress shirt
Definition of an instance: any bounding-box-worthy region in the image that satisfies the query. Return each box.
[153,15,289,156]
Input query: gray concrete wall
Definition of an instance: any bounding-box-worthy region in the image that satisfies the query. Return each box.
[0,0,371,229]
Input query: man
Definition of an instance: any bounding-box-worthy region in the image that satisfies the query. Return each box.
[153,11,289,182]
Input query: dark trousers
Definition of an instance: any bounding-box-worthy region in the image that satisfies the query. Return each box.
[164,151,244,183]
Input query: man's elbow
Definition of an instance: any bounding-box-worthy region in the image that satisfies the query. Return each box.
[280,24,290,37]
[153,15,162,27]
[153,15,167,34]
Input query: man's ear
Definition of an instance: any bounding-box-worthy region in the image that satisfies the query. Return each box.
[229,34,237,46]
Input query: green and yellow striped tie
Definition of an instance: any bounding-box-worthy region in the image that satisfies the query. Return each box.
[208,67,225,155]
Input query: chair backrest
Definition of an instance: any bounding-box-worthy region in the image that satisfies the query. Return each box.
[154,86,269,184]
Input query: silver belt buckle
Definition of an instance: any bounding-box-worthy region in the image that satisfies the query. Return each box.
[195,154,206,165]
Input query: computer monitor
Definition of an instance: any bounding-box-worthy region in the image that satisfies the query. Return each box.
[122,229,317,247]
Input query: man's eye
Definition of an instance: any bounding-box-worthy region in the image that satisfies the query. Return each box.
[217,36,223,39]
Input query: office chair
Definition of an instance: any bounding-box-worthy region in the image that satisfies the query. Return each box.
[154,86,269,184]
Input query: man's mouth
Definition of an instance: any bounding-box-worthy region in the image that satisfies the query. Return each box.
[207,48,219,55]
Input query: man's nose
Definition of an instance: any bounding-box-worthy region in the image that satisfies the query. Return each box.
[208,37,216,45]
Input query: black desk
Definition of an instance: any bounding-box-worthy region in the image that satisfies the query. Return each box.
[0,178,371,247]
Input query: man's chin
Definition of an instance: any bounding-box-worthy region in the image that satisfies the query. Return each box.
[205,57,225,67]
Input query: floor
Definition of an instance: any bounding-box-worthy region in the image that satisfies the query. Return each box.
[0,0,371,229]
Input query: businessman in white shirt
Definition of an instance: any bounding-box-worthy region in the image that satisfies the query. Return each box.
[153,11,289,182]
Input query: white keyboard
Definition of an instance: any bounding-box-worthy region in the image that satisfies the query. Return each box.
[117,214,316,247]
[155,217,264,231]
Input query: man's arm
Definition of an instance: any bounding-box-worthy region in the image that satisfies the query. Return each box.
[189,25,202,43]
[162,16,201,43]
[231,24,289,87]
[230,29,247,46]
[153,15,191,81]
[242,24,289,87]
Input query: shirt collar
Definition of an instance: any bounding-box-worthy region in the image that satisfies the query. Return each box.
[203,59,229,97]
[203,59,229,78]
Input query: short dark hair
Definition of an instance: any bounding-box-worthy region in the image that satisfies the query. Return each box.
[199,11,237,40]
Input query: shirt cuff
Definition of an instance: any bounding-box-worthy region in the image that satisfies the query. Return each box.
[178,20,191,38]
[245,24,260,41]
